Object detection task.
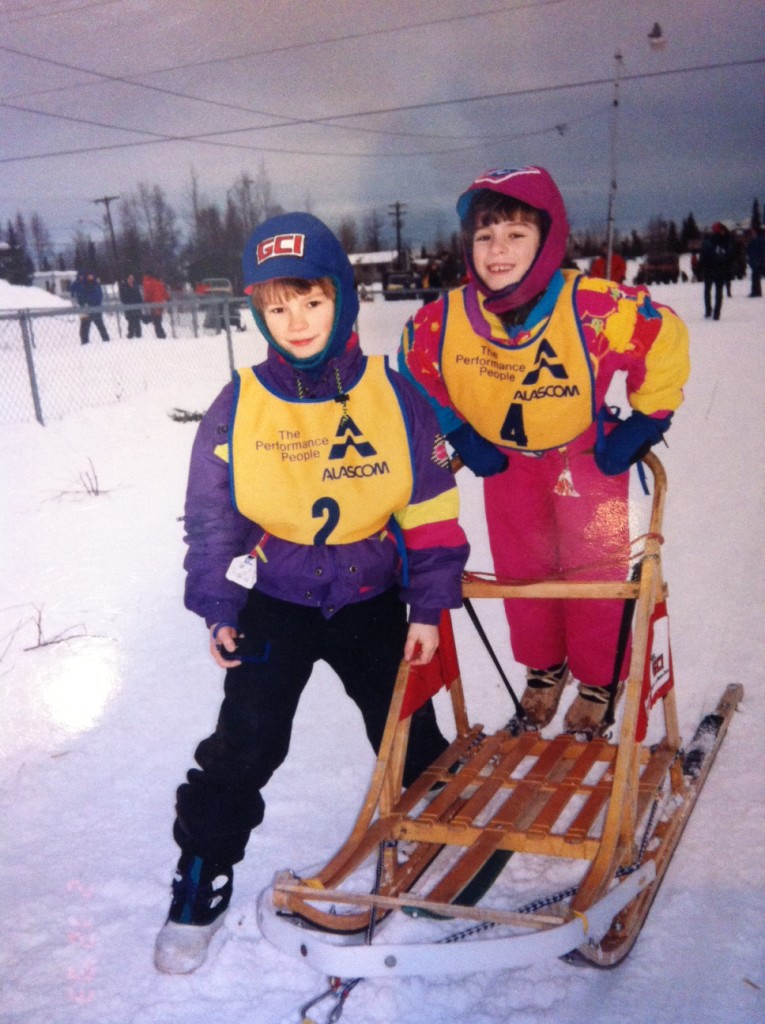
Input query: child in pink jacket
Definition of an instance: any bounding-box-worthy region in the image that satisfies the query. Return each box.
[399,166,690,737]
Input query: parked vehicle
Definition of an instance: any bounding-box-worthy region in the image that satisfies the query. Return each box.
[634,253,680,285]
[196,277,234,296]
[383,272,439,303]
[194,278,245,330]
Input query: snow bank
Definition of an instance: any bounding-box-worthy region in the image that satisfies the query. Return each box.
[0,278,73,310]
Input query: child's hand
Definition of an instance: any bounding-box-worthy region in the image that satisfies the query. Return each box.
[594,411,672,476]
[209,623,240,668]
[404,623,440,666]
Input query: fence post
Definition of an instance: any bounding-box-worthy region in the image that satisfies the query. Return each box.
[223,300,235,376]
[20,310,45,426]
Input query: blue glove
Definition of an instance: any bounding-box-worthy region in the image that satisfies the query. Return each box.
[446,423,508,477]
[594,410,672,476]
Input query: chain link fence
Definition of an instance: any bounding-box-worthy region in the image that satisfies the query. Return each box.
[0,297,268,426]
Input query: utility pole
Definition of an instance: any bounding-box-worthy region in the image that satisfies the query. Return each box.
[605,26,665,280]
[605,51,623,282]
[388,201,407,269]
[92,194,121,282]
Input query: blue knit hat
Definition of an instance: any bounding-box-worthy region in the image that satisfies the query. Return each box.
[242,213,359,370]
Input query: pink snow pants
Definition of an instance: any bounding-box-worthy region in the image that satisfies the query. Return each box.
[483,429,631,688]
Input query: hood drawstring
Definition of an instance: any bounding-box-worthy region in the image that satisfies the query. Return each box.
[294,366,350,426]
[333,366,350,425]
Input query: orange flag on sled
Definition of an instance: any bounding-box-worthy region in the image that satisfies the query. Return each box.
[636,601,675,742]
[400,609,460,720]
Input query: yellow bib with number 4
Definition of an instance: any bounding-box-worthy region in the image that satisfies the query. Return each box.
[442,273,595,451]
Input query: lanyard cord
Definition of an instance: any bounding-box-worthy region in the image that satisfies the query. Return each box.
[294,366,349,425]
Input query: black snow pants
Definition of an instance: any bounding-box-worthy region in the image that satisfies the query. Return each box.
[174,588,448,865]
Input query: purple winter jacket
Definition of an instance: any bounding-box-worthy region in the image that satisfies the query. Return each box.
[182,336,469,629]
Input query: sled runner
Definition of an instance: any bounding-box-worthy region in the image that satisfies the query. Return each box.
[257,454,743,983]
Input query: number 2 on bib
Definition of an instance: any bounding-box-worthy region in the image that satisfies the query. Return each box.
[312,497,340,545]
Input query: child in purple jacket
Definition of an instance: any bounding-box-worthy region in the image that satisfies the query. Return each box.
[155,213,469,974]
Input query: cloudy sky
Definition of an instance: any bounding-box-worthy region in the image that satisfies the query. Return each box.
[1,0,763,254]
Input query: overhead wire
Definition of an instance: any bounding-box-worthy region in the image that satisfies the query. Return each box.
[1,56,761,167]
[3,0,120,25]
[0,1,575,144]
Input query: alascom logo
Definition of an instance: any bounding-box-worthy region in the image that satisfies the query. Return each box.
[256,233,306,264]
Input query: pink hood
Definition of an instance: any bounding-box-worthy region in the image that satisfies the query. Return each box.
[457,166,570,313]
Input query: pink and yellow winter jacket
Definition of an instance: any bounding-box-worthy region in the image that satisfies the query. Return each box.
[398,269,690,453]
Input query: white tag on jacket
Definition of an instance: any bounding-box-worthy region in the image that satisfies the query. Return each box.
[225,554,258,589]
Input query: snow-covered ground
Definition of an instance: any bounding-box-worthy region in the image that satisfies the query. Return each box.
[1,272,763,1024]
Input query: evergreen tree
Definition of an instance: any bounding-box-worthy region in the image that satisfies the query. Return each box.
[645,216,669,254]
[667,221,681,253]
[680,213,701,251]
[30,212,53,271]
[0,222,34,284]
[751,198,761,232]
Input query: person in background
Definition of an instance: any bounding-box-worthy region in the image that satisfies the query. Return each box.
[70,270,110,344]
[589,249,626,284]
[746,226,764,298]
[154,212,469,975]
[698,222,733,320]
[142,272,170,337]
[118,273,143,338]
[399,165,689,738]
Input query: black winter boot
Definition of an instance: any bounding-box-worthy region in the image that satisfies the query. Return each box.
[154,853,233,974]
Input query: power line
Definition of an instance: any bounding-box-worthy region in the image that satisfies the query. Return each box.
[5,0,121,25]
[1,56,761,168]
[0,93,596,164]
[315,57,765,123]
[2,19,588,148]
[2,1,571,90]
[0,1,608,147]
[0,39,528,145]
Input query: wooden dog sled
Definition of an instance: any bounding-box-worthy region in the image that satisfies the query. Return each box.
[257,454,743,981]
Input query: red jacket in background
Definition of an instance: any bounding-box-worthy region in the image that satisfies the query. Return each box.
[142,275,169,304]
[589,253,626,284]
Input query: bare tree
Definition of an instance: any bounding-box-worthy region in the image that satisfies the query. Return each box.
[228,171,259,237]
[362,209,385,252]
[120,183,181,280]
[255,159,283,220]
[336,217,359,254]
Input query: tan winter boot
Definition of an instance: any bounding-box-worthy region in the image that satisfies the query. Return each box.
[563,682,623,739]
[519,661,571,729]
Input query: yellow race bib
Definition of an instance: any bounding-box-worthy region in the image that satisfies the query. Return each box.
[230,357,414,544]
[442,273,595,450]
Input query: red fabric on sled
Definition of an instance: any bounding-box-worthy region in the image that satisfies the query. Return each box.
[636,600,674,742]
[400,609,460,720]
